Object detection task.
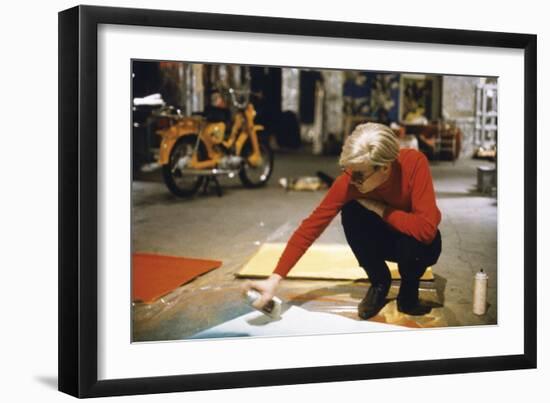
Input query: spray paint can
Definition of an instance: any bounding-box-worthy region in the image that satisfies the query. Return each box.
[245,289,282,320]
[473,269,488,315]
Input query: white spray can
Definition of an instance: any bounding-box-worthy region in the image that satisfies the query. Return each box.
[245,289,282,320]
[473,269,488,315]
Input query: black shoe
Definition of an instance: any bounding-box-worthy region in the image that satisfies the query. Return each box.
[358,284,390,319]
[397,299,432,316]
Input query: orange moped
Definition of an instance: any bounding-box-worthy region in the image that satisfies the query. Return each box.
[156,88,273,197]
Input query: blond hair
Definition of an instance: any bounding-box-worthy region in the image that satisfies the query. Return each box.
[339,123,400,168]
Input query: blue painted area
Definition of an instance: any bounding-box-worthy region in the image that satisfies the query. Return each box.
[343,72,400,124]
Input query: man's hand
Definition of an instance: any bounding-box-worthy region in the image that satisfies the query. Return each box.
[242,274,282,309]
[357,198,387,218]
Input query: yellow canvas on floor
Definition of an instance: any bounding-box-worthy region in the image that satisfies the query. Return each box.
[236,243,434,281]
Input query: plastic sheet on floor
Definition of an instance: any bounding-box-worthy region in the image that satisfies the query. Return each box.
[269,279,445,329]
[132,222,442,342]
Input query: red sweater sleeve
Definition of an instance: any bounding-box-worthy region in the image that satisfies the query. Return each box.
[382,153,441,244]
[273,173,351,278]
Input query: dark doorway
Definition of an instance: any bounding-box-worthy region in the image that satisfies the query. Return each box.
[250,67,282,136]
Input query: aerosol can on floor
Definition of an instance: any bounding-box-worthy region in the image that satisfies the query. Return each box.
[473,269,488,315]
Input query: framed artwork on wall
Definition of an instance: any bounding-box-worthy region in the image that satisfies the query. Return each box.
[59,5,536,398]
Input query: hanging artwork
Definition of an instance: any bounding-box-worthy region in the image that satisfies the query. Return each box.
[400,74,442,123]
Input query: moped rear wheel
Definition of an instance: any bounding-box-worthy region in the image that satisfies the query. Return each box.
[239,140,274,188]
[162,136,206,197]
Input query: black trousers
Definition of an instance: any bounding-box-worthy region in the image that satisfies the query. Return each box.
[341,200,442,304]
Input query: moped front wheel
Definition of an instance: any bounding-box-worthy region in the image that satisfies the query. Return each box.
[162,136,206,197]
[239,140,274,188]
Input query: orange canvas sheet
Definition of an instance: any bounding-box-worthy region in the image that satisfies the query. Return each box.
[132,253,222,303]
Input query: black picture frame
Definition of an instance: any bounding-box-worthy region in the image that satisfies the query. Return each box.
[58,5,537,398]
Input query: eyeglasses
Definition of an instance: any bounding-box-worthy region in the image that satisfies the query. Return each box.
[343,166,379,185]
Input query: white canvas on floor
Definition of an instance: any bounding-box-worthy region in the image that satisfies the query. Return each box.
[190,305,406,339]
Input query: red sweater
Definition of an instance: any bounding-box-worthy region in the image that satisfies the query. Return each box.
[273,149,441,278]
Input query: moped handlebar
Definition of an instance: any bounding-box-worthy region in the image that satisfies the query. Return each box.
[228,88,250,109]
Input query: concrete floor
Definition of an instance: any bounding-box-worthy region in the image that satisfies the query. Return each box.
[131,147,497,342]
